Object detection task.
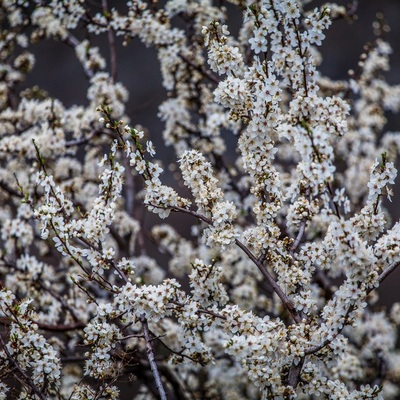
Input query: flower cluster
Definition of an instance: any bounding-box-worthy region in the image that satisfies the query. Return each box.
[180,149,239,248]
[0,290,61,397]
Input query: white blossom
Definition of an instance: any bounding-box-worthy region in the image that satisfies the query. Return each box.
[0,1,399,399]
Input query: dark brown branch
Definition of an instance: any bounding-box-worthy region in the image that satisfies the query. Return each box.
[178,53,220,84]
[0,180,24,198]
[286,357,305,389]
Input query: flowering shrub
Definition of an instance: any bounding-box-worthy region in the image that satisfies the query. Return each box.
[1,0,400,399]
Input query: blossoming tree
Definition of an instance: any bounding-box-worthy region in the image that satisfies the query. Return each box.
[1,0,400,399]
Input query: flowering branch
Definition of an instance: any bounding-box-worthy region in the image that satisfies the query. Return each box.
[153,203,301,323]
[1,1,400,399]
[0,335,47,400]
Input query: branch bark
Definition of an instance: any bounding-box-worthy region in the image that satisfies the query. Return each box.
[141,315,168,400]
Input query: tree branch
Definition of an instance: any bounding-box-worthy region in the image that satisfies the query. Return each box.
[102,0,118,82]
[161,204,301,324]
[141,315,168,400]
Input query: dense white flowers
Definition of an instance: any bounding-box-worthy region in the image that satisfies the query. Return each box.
[180,150,239,247]
[0,291,61,396]
[0,1,400,399]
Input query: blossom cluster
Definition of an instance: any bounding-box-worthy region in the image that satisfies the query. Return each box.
[0,290,61,398]
[0,1,400,399]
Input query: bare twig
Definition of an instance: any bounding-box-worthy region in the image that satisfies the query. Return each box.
[64,33,94,79]
[0,180,24,198]
[154,333,204,365]
[290,219,307,256]
[102,0,118,82]
[123,156,136,218]
[286,357,305,389]
[178,53,219,84]
[377,261,400,286]
[141,315,168,400]
[65,130,97,147]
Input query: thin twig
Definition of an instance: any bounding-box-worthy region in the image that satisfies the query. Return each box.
[0,180,24,198]
[65,130,97,147]
[377,261,400,286]
[123,156,136,218]
[178,53,219,84]
[64,33,94,79]
[290,219,307,255]
[154,333,203,365]
[141,315,168,400]
[102,0,118,82]
[235,238,301,324]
